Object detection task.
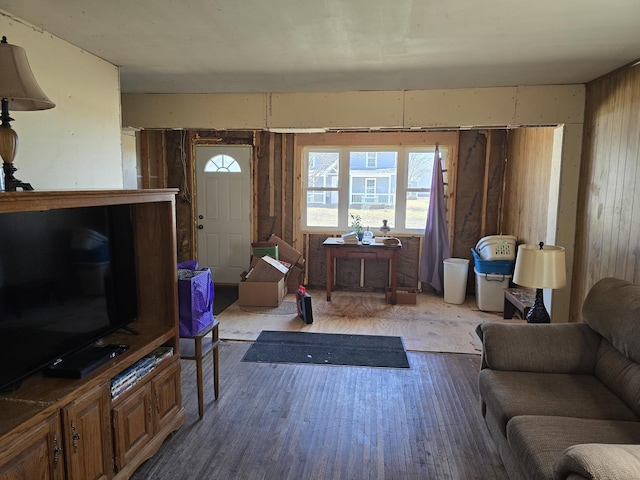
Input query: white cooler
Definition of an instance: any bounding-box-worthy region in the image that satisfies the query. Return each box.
[474,267,511,312]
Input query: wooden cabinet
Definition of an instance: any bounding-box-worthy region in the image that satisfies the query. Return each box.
[112,360,181,472]
[0,190,186,480]
[0,413,64,480]
[112,383,153,471]
[62,384,112,480]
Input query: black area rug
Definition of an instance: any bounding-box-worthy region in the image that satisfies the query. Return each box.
[242,330,410,368]
[214,285,238,315]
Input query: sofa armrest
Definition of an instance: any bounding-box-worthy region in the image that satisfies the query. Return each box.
[554,444,640,480]
[476,322,600,373]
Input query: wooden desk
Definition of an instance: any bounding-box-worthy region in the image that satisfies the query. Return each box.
[180,318,219,420]
[323,237,402,304]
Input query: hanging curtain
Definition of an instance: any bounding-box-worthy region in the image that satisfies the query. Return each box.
[419,144,451,295]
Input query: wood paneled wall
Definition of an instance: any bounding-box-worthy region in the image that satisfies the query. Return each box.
[501,127,556,245]
[570,65,640,321]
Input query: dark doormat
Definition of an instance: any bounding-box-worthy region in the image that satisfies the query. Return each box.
[214,285,238,315]
[241,330,410,369]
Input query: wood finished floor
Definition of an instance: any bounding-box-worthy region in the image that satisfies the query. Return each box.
[131,341,507,480]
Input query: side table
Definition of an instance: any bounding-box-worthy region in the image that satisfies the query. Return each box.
[503,287,535,320]
[180,318,220,419]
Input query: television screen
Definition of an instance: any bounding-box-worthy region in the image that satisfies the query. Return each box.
[0,204,138,391]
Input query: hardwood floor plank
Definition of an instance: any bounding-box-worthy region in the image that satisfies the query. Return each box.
[130,341,507,480]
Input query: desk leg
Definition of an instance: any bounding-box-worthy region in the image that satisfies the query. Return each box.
[390,252,398,305]
[326,247,333,301]
[212,324,219,400]
[195,337,204,420]
[503,297,516,319]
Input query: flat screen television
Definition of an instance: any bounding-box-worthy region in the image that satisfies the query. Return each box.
[0,204,138,392]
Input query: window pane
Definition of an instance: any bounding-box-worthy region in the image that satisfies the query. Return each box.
[349,151,396,230]
[307,151,339,187]
[204,154,241,172]
[408,152,434,189]
[306,192,339,227]
[406,192,429,230]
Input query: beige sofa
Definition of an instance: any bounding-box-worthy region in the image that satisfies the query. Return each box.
[476,277,640,480]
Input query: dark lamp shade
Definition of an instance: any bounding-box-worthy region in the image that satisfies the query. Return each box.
[513,244,566,290]
[0,41,55,111]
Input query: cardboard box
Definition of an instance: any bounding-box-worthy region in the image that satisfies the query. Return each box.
[268,234,303,267]
[245,255,289,283]
[286,261,305,292]
[238,277,287,307]
[386,288,418,305]
[252,242,279,260]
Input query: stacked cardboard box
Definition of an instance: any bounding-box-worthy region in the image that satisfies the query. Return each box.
[238,235,306,307]
[239,255,289,306]
[267,235,306,292]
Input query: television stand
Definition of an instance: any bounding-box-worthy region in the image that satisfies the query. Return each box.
[43,344,129,379]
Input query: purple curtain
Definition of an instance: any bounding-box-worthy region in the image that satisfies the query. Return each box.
[419,144,451,295]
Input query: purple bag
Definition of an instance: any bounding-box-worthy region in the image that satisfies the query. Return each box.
[177,265,214,337]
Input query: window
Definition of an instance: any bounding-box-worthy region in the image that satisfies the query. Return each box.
[303,145,450,233]
[203,154,241,173]
[365,152,377,168]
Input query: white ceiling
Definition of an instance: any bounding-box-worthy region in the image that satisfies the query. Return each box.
[1,0,639,94]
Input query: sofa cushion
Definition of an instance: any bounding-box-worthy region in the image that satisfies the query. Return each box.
[596,339,640,417]
[478,322,600,373]
[582,277,640,364]
[479,369,638,435]
[507,416,640,480]
[554,443,640,480]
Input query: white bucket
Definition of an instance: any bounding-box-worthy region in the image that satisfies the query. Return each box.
[443,258,470,304]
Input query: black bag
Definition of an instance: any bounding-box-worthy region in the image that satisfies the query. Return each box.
[296,286,313,324]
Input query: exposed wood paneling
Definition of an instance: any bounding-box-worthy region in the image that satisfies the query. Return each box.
[501,127,555,245]
[571,66,640,321]
[141,129,504,294]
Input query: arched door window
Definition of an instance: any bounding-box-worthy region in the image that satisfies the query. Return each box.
[203,154,241,173]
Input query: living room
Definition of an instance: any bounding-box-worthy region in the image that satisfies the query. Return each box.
[0,2,639,479]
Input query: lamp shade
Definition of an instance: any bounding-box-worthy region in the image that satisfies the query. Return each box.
[0,39,55,111]
[513,243,566,289]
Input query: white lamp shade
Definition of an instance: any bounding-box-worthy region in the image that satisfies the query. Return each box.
[513,244,566,289]
[0,40,55,111]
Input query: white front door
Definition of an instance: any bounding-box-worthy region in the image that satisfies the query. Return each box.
[195,145,252,284]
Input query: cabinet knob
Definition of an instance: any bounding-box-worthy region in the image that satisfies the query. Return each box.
[198,224,204,229]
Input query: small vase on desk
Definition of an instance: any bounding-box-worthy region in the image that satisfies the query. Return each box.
[379,219,391,236]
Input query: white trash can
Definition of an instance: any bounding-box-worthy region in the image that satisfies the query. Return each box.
[443,258,470,304]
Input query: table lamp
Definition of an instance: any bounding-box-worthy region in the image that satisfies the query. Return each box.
[0,36,55,191]
[512,242,566,323]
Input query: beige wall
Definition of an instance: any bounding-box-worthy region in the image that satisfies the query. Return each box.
[0,14,123,189]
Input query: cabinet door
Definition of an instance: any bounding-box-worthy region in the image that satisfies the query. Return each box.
[152,360,182,430]
[0,413,65,480]
[112,383,153,471]
[62,383,113,480]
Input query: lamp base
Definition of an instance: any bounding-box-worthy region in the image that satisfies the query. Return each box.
[525,288,550,323]
[3,162,33,191]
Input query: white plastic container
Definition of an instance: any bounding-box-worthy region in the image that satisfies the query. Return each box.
[474,267,511,312]
[476,235,517,261]
[443,258,470,304]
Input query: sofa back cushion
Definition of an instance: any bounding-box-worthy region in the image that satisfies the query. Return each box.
[582,277,640,364]
[596,340,640,417]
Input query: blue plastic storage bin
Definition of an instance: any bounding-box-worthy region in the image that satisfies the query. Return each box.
[471,248,514,275]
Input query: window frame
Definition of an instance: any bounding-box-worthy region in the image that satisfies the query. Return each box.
[301,144,452,235]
